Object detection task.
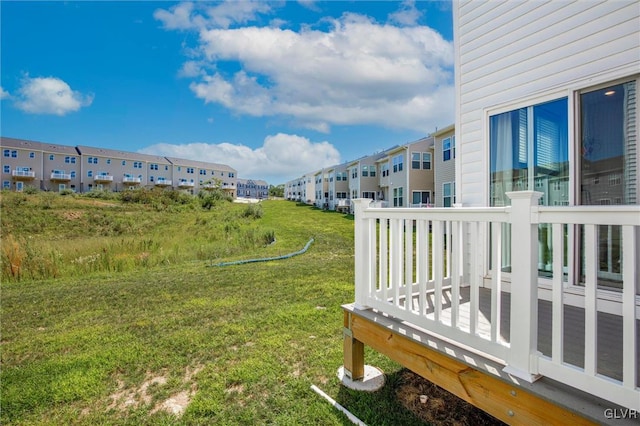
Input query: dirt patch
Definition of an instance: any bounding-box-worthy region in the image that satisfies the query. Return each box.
[107,365,204,417]
[396,369,506,426]
[61,210,84,220]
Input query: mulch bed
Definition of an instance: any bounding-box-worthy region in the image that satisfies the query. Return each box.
[396,369,506,426]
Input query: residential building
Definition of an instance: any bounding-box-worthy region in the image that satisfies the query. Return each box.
[77,145,172,193]
[314,169,329,209]
[376,137,434,207]
[0,137,238,196]
[343,1,639,423]
[327,162,350,211]
[432,124,455,207]
[302,172,316,205]
[237,179,269,200]
[347,153,384,207]
[1,137,81,193]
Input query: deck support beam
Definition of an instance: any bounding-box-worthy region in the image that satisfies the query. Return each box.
[343,311,365,380]
[343,306,598,426]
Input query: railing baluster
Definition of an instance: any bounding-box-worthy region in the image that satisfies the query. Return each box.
[622,225,637,390]
[417,219,427,317]
[491,222,502,343]
[451,221,460,329]
[433,220,443,322]
[391,218,402,308]
[368,217,377,299]
[380,218,388,302]
[405,219,413,311]
[552,223,564,365]
[584,224,597,377]
[444,220,450,278]
[470,221,479,336]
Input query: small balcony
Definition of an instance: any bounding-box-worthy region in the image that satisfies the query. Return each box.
[12,170,36,180]
[122,176,141,185]
[155,179,172,187]
[177,180,195,189]
[50,172,71,182]
[93,175,113,183]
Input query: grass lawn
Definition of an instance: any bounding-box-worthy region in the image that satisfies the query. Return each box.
[1,196,429,425]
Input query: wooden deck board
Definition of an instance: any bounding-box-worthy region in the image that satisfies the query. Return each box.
[406,287,639,384]
[344,302,639,425]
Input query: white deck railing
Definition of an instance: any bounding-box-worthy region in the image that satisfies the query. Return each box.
[352,191,639,410]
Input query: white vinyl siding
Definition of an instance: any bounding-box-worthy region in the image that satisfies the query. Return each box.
[456,0,640,207]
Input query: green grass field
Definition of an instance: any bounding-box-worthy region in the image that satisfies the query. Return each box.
[1,191,428,425]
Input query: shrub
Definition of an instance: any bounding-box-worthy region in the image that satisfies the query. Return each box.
[241,203,263,219]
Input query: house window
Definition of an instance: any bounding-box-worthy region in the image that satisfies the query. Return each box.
[443,138,452,161]
[11,151,17,158]
[361,167,368,177]
[87,170,93,177]
[3,149,9,157]
[490,97,568,207]
[70,171,76,178]
[578,79,638,288]
[29,152,35,158]
[393,187,403,207]
[3,165,9,173]
[122,160,126,166]
[381,163,389,177]
[351,168,358,179]
[3,181,10,189]
[106,159,111,164]
[150,164,158,170]
[443,182,454,207]
[412,152,421,169]
[423,152,431,170]
[580,81,637,205]
[412,191,431,206]
[392,155,403,173]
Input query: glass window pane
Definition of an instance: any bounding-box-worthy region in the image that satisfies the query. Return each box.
[579,80,638,289]
[580,81,637,205]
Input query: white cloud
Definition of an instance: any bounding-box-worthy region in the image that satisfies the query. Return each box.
[178,60,206,78]
[298,1,321,13]
[154,1,271,30]
[139,133,340,183]
[388,0,423,26]
[157,3,454,134]
[0,87,10,100]
[14,76,93,115]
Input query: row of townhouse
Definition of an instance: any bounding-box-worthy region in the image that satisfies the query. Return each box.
[0,137,240,196]
[285,125,457,210]
[236,178,269,200]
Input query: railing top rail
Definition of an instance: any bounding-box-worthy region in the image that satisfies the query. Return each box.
[362,205,510,222]
[537,205,640,227]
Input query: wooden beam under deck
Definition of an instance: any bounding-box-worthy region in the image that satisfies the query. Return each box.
[343,305,633,426]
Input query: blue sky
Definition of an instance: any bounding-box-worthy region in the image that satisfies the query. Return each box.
[1,1,454,184]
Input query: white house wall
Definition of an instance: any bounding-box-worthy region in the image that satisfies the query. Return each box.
[455,0,640,207]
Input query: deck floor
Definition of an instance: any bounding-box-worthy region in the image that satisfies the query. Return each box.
[413,287,640,384]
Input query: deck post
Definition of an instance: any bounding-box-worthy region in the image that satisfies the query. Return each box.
[353,198,373,310]
[504,191,542,383]
[343,310,365,380]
